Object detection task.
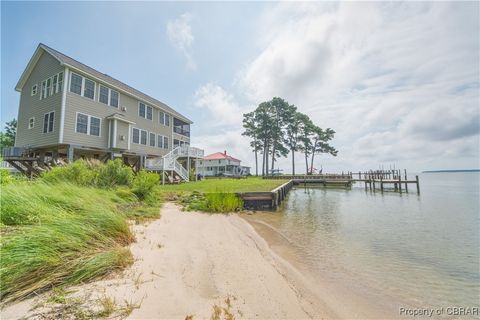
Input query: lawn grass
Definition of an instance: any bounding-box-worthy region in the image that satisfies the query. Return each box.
[156,177,288,193]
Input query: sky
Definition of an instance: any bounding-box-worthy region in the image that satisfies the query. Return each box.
[1,1,479,173]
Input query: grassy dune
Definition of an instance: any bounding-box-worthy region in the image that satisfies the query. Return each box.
[0,179,159,303]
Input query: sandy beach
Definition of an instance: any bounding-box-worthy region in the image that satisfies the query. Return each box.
[2,202,396,319]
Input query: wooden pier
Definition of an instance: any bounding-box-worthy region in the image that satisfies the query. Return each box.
[264,169,420,194]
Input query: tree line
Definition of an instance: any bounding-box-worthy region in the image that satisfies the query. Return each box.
[242,97,337,176]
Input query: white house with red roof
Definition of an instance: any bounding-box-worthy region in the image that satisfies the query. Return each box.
[196,150,250,177]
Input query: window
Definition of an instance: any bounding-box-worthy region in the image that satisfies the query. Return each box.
[52,74,58,94]
[146,106,152,120]
[99,85,109,104]
[90,117,100,136]
[149,132,156,147]
[139,103,146,118]
[159,111,170,126]
[70,73,82,95]
[28,117,35,129]
[132,128,140,144]
[163,136,168,149]
[46,78,51,97]
[31,84,38,96]
[76,113,101,136]
[110,90,118,107]
[157,134,163,148]
[76,113,88,134]
[84,79,95,99]
[138,102,152,120]
[43,111,54,133]
[41,80,47,99]
[140,130,147,145]
[57,72,63,93]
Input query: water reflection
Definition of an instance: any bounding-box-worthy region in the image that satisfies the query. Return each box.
[254,173,480,309]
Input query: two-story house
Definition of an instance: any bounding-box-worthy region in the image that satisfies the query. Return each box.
[196,151,250,177]
[7,43,203,180]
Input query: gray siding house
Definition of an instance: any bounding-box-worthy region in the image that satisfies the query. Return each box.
[9,43,202,179]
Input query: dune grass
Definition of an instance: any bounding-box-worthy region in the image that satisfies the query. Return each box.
[0,181,158,303]
[157,177,288,193]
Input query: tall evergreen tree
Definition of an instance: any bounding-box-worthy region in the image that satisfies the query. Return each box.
[309,127,338,174]
[242,112,261,176]
[0,118,17,151]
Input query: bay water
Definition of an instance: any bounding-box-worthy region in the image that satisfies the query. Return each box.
[245,172,479,316]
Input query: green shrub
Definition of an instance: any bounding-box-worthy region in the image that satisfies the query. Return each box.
[181,191,243,213]
[96,159,133,189]
[131,171,159,200]
[41,160,97,186]
[0,169,13,185]
[204,192,243,213]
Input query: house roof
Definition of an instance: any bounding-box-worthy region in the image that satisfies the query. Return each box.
[203,152,241,162]
[15,43,193,124]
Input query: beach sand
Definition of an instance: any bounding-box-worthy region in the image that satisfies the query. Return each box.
[2,203,395,319]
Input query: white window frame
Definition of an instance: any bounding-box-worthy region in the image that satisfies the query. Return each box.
[83,78,96,100]
[40,80,47,99]
[138,102,153,120]
[31,84,38,96]
[163,136,168,149]
[75,112,101,137]
[140,129,148,145]
[89,116,101,137]
[28,117,35,129]
[43,111,55,133]
[157,134,163,148]
[70,72,96,100]
[109,89,119,108]
[149,132,156,147]
[99,85,110,105]
[132,127,140,144]
[159,111,170,126]
[56,71,63,94]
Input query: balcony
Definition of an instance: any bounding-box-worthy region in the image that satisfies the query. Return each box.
[173,126,190,137]
[173,118,190,137]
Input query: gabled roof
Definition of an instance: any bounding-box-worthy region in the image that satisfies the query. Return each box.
[203,152,241,162]
[15,43,192,124]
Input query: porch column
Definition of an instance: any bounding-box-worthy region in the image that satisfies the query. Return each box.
[67,145,74,163]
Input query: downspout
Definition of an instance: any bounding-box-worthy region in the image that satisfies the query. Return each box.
[59,67,69,143]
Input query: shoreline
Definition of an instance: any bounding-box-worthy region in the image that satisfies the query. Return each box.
[3,202,399,319]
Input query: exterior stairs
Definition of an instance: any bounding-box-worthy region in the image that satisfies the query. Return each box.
[145,145,204,182]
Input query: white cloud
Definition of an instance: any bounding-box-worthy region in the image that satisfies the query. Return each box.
[166,13,196,70]
[194,83,248,126]
[234,2,479,172]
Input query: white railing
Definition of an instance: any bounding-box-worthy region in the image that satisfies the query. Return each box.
[145,145,203,181]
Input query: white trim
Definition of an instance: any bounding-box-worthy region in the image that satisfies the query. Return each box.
[64,64,192,123]
[70,72,96,101]
[31,84,38,96]
[127,124,131,150]
[75,112,101,137]
[149,132,156,147]
[132,127,140,144]
[28,117,35,129]
[42,111,55,134]
[59,67,69,143]
[108,120,111,149]
[113,119,117,148]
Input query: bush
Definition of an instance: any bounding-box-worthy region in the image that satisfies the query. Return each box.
[132,171,160,200]
[97,159,133,189]
[41,160,97,186]
[181,191,243,213]
[0,168,13,185]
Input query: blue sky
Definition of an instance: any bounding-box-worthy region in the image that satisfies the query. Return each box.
[2,1,479,172]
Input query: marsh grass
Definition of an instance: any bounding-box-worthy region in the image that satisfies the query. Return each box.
[0,181,140,303]
[181,191,243,213]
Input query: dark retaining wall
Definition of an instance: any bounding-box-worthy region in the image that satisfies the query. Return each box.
[237,180,294,210]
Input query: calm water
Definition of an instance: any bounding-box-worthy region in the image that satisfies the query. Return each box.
[250,172,479,313]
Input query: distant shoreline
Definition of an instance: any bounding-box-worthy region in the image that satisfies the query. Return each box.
[422,169,480,173]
